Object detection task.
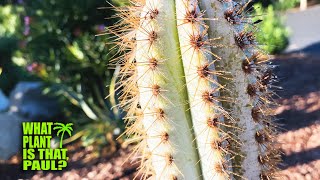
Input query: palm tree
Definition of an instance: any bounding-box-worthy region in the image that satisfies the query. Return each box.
[53,123,73,148]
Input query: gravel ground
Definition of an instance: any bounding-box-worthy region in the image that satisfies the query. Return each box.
[274,52,320,180]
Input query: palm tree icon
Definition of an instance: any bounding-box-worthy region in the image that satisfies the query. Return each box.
[53,123,73,148]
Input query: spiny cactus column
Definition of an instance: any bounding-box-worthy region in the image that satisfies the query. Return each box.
[135,1,201,179]
[176,0,230,179]
[200,1,280,179]
[111,0,280,179]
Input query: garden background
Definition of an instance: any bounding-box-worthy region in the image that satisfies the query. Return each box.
[0,0,319,179]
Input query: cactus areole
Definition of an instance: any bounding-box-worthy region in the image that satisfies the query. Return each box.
[110,0,280,179]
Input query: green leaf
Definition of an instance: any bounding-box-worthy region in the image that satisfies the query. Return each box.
[67,42,85,60]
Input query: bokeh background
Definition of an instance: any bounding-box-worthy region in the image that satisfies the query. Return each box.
[0,0,319,179]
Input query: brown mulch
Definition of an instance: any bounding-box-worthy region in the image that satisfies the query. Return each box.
[1,53,320,180]
[274,53,320,179]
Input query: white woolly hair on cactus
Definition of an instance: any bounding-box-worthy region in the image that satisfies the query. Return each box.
[108,0,281,179]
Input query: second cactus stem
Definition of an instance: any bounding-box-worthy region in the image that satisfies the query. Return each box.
[111,0,280,179]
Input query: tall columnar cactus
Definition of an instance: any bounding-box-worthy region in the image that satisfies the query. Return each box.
[110,0,280,179]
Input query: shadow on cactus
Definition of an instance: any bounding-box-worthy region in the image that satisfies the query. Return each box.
[110,0,281,179]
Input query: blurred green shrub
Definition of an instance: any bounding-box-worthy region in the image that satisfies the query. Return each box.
[7,0,126,151]
[253,3,290,54]
[276,0,300,10]
[254,0,299,10]
[0,5,22,36]
[0,5,38,94]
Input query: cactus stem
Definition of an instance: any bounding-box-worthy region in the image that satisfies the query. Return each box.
[110,0,280,179]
